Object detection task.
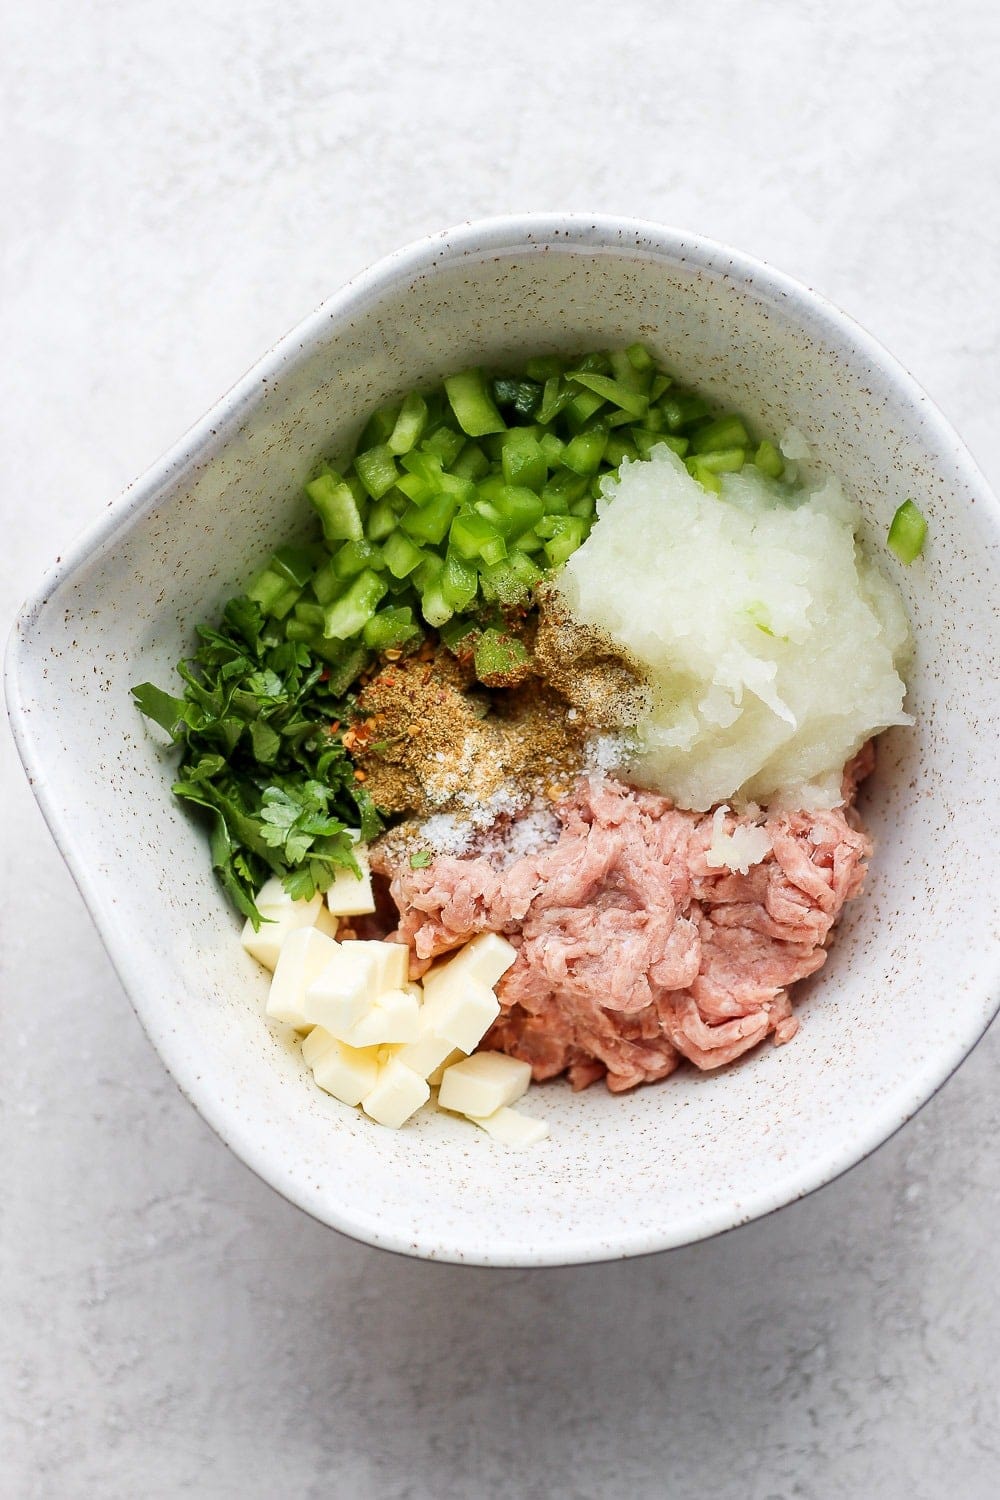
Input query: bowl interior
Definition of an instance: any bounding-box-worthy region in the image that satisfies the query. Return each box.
[9,220,1000,1265]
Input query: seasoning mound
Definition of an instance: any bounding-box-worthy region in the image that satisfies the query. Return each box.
[353,639,612,862]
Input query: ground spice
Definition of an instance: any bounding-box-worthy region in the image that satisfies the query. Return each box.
[353,646,588,825]
[347,600,646,863]
[532,589,649,729]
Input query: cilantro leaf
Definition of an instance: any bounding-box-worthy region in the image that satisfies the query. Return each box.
[131,683,187,738]
[134,594,383,924]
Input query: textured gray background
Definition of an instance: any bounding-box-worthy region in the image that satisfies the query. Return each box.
[3,2,999,1496]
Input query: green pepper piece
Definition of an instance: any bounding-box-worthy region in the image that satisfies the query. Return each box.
[362,605,421,650]
[400,493,458,546]
[501,428,547,492]
[443,369,507,437]
[626,342,656,372]
[422,425,466,466]
[451,442,490,481]
[382,531,426,579]
[690,415,752,455]
[561,425,608,476]
[449,510,508,566]
[322,569,388,640]
[306,472,365,543]
[568,371,648,419]
[387,392,429,456]
[247,566,298,618]
[686,447,745,476]
[441,549,479,611]
[543,516,587,568]
[270,544,318,588]
[354,444,400,500]
[365,495,400,541]
[753,439,785,478]
[887,499,927,563]
[311,556,346,606]
[332,539,384,580]
[473,628,532,684]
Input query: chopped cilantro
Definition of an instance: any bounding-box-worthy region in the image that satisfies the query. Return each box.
[409,849,433,869]
[132,595,381,927]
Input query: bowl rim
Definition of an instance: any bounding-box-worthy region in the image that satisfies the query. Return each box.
[7,212,1000,1267]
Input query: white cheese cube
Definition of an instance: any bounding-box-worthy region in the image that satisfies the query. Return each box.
[312,1037,380,1106]
[240,882,324,972]
[473,1105,549,1148]
[362,1058,430,1128]
[419,976,500,1054]
[421,932,518,1001]
[393,1028,461,1082]
[265,927,340,1029]
[438,1051,531,1118]
[256,876,313,914]
[426,1048,467,1087]
[304,945,381,1036]
[344,988,421,1046]
[301,1026,337,1069]
[325,841,376,916]
[314,905,340,941]
[365,940,410,992]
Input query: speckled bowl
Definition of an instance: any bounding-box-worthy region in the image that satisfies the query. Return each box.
[7,216,1000,1266]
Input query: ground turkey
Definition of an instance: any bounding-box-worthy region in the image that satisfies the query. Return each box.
[376,760,873,1093]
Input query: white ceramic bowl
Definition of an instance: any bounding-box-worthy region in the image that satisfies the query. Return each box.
[7,216,1000,1266]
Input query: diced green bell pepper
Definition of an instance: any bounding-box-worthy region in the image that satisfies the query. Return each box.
[441,549,479,611]
[887,499,927,563]
[354,444,399,500]
[306,472,365,543]
[449,510,508,566]
[561,425,608,476]
[322,569,388,640]
[443,369,506,437]
[501,429,547,492]
[362,605,421,650]
[332,539,384,580]
[567,371,648,419]
[382,530,425,579]
[400,493,458,546]
[386,392,429,456]
[690,415,752,454]
[754,439,785,478]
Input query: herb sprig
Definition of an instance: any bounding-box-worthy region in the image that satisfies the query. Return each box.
[132,596,381,926]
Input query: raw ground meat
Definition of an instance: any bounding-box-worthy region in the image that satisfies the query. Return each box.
[375,757,873,1093]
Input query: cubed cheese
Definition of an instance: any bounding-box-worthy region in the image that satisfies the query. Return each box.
[325,841,376,916]
[265,927,340,1029]
[365,940,410,993]
[304,944,379,1036]
[344,988,421,1046]
[362,1058,430,1128]
[304,940,410,1037]
[473,1106,549,1148]
[240,880,324,972]
[301,1026,337,1069]
[314,906,340,941]
[426,1048,467,1087]
[312,1037,380,1106]
[394,1030,462,1082]
[421,933,517,1000]
[419,976,500,1054]
[438,1051,531,1118]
